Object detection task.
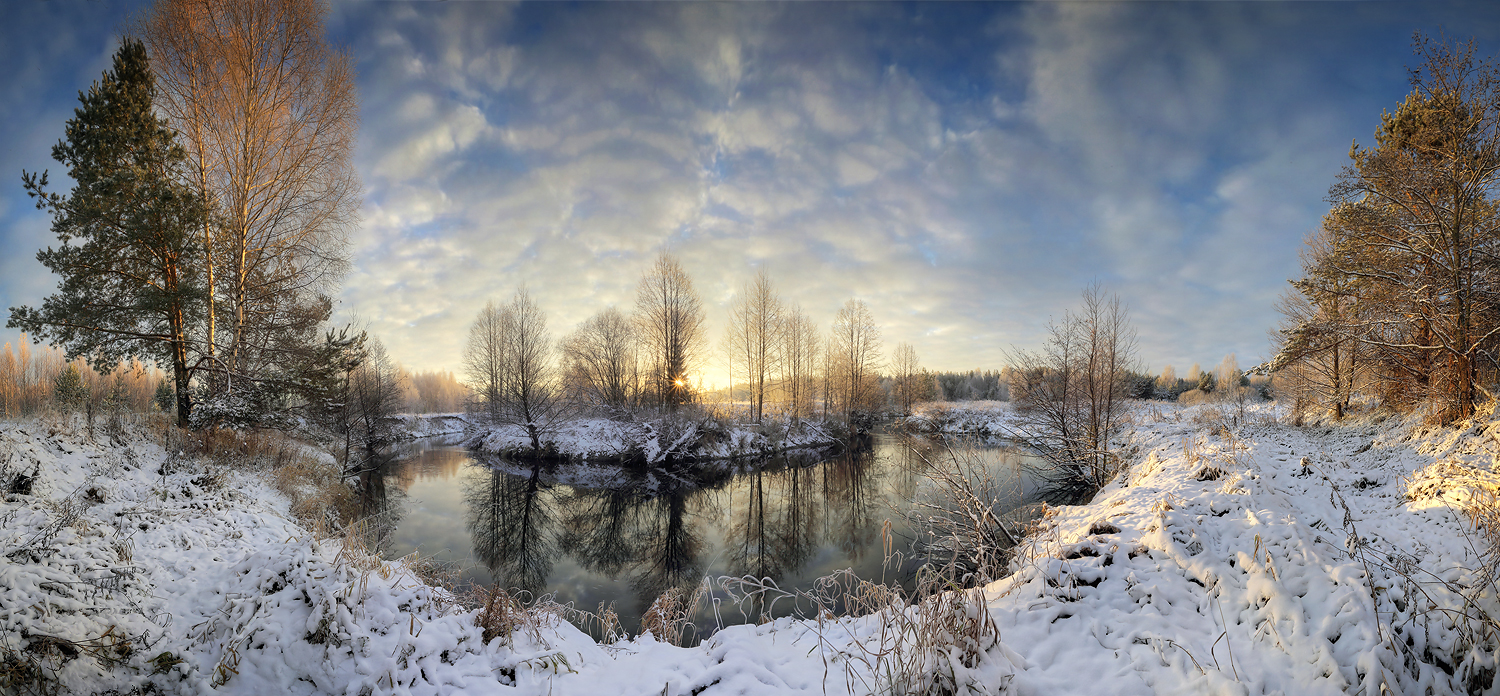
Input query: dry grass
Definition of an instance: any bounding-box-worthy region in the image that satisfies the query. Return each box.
[720,562,1004,695]
[0,626,136,696]
[638,580,713,647]
[163,424,360,536]
[468,585,576,647]
[903,440,1022,583]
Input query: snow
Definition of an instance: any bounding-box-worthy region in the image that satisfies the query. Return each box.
[902,400,1021,437]
[389,413,472,441]
[5,401,1500,694]
[464,416,839,463]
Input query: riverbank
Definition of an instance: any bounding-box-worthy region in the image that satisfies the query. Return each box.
[6,400,1499,694]
[901,400,1019,436]
[462,414,841,463]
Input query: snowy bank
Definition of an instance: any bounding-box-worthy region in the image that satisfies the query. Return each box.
[8,400,1500,694]
[902,400,1020,436]
[388,412,472,440]
[465,416,840,463]
[973,401,1500,694]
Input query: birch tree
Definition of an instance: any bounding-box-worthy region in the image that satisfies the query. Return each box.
[561,307,638,409]
[891,342,923,416]
[779,306,820,421]
[464,301,506,420]
[635,253,706,410]
[497,289,564,450]
[829,299,882,421]
[138,0,359,386]
[724,270,783,422]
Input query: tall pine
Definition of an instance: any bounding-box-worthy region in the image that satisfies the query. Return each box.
[8,39,206,427]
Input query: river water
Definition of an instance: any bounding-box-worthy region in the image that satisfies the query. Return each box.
[358,432,1045,638]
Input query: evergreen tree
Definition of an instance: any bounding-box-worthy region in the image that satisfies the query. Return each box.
[104,373,129,413]
[53,364,88,413]
[153,378,174,413]
[8,39,207,427]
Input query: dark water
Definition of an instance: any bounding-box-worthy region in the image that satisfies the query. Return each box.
[358,432,1045,637]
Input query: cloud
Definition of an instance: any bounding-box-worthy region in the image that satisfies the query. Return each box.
[5,0,1495,383]
[336,1,1432,378]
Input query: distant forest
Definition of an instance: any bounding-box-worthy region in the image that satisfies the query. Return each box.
[926,369,1010,402]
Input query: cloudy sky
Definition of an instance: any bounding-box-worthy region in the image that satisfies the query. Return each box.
[2,1,1499,384]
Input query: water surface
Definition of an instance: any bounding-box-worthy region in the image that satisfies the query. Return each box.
[361,432,1044,637]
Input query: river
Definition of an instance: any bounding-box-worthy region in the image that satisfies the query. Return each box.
[358,431,1046,640]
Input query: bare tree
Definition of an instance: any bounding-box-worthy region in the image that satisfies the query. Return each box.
[891,342,923,416]
[779,305,820,421]
[829,299,883,422]
[403,370,470,413]
[464,301,507,420]
[561,307,638,410]
[635,253,706,410]
[1007,284,1137,502]
[139,0,360,386]
[345,336,404,472]
[724,270,783,423]
[498,288,565,450]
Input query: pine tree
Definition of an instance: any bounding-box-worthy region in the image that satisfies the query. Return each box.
[7,39,207,427]
[104,373,129,413]
[153,378,174,413]
[53,364,88,413]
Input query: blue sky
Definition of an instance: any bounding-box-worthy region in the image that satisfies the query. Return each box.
[3,2,1499,383]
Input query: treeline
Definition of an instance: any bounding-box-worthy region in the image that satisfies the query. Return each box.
[464,257,930,437]
[0,336,164,417]
[1150,355,1266,403]
[927,370,1010,402]
[1273,37,1500,424]
[5,1,368,433]
[0,332,467,420]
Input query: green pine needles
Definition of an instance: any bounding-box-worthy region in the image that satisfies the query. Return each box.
[7,39,207,427]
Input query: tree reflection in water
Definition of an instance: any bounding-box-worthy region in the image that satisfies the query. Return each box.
[558,486,645,578]
[556,477,703,608]
[356,451,404,558]
[822,436,879,564]
[373,433,1042,637]
[465,464,556,596]
[631,484,702,605]
[727,463,821,585]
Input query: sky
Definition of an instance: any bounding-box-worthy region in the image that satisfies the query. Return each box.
[2,1,1500,386]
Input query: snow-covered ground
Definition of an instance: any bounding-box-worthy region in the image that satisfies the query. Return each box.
[389,412,472,440]
[902,400,1020,436]
[465,415,839,463]
[6,401,1500,694]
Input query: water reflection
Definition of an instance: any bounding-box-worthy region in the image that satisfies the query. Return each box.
[355,463,403,559]
[466,464,556,596]
[370,433,1044,634]
[632,486,702,604]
